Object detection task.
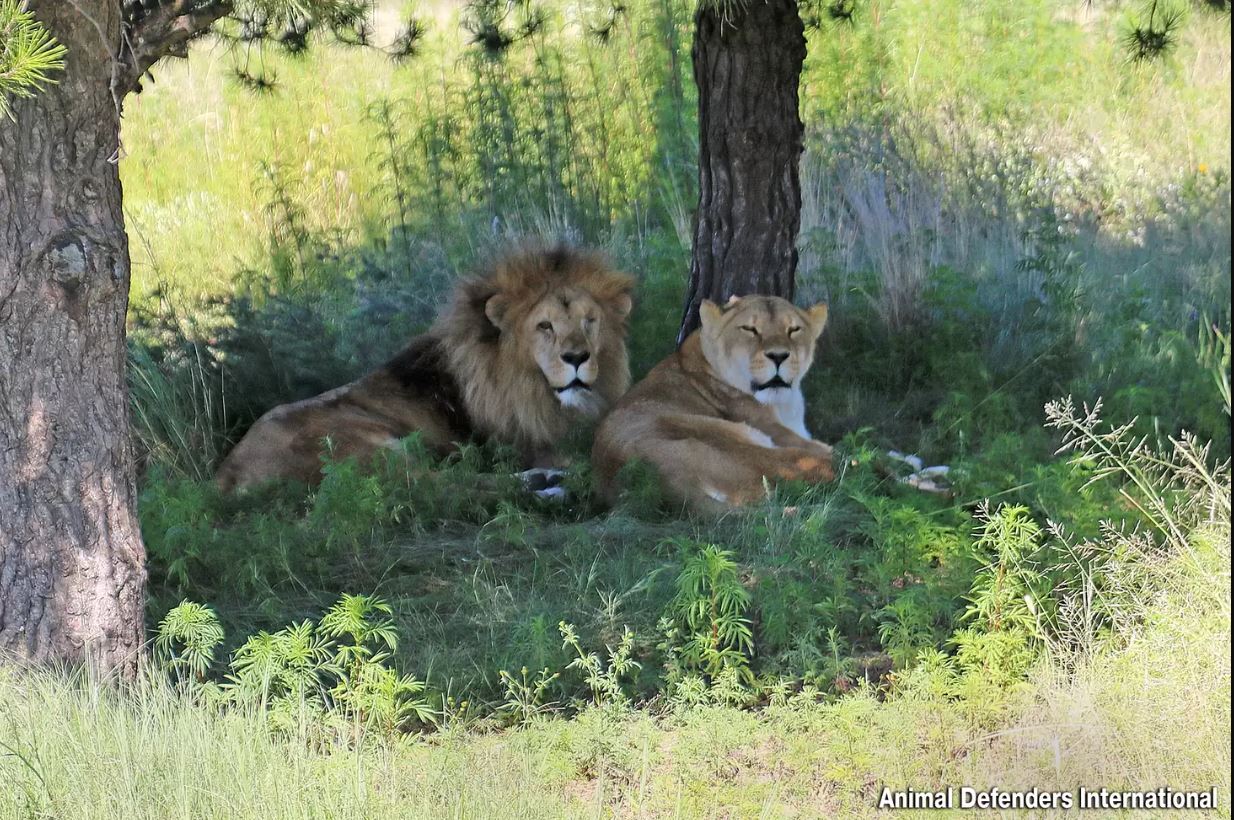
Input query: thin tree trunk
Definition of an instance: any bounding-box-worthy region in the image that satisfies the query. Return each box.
[678,0,807,343]
[0,0,145,675]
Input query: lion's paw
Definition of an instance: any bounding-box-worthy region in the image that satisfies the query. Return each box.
[517,468,568,495]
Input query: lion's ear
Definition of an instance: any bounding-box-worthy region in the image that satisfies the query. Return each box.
[699,299,724,330]
[806,302,829,335]
[484,294,509,330]
[604,274,635,318]
[615,293,633,318]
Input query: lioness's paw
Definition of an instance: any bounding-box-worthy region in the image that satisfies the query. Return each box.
[885,451,952,496]
[887,450,924,472]
[902,466,951,496]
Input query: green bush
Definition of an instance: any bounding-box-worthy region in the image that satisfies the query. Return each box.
[156,595,435,743]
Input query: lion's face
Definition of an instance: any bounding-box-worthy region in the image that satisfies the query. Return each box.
[486,285,633,413]
[699,295,829,399]
[526,289,608,409]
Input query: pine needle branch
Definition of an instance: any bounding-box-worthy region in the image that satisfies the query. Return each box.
[0,0,67,119]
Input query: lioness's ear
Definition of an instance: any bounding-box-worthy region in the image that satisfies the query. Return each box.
[806,303,829,335]
[484,294,509,330]
[699,299,724,329]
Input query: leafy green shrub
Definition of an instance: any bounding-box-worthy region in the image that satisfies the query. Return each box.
[659,540,755,685]
[851,492,973,657]
[962,504,1045,639]
[497,666,561,725]
[309,450,390,548]
[559,621,642,708]
[155,600,226,685]
[155,595,435,743]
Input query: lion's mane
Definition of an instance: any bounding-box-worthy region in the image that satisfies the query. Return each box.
[434,244,634,451]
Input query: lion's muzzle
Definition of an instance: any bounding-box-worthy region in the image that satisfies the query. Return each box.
[555,377,592,393]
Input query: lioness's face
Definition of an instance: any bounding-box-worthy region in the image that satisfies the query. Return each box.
[699,295,829,398]
[524,289,612,409]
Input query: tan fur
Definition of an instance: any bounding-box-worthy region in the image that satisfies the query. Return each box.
[216,245,634,491]
[592,295,833,514]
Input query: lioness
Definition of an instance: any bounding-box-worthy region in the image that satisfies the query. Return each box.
[592,295,834,513]
[216,245,634,491]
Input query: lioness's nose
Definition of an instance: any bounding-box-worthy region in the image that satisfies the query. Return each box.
[766,350,789,366]
[561,351,590,367]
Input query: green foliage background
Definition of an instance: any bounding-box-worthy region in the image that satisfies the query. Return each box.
[113,0,1229,718]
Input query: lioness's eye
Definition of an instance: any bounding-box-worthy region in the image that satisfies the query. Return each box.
[788,326,802,336]
[739,325,758,335]
[537,320,553,332]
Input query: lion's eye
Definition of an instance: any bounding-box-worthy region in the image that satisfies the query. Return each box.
[788,326,802,336]
[739,325,759,336]
[537,321,553,332]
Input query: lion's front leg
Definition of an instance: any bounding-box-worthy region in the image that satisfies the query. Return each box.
[654,415,836,509]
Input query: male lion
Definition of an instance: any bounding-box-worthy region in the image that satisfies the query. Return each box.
[592,295,834,513]
[215,245,634,492]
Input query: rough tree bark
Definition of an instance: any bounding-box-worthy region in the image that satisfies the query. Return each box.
[0,0,145,675]
[678,0,807,343]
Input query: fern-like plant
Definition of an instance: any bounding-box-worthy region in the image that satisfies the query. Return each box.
[319,593,400,669]
[664,540,754,683]
[559,621,641,708]
[962,503,1043,637]
[155,600,225,685]
[339,661,436,736]
[498,665,561,724]
[1046,396,1231,554]
[319,594,436,734]
[227,620,334,713]
[876,597,935,670]
[209,594,437,740]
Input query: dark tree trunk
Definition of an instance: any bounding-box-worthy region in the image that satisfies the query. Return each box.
[678,0,807,343]
[0,0,145,675]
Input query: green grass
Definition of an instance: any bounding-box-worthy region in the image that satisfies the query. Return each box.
[3,509,1226,818]
[135,439,976,696]
[55,396,1215,818]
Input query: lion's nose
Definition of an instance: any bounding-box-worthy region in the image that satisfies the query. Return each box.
[561,351,590,368]
[765,350,789,367]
